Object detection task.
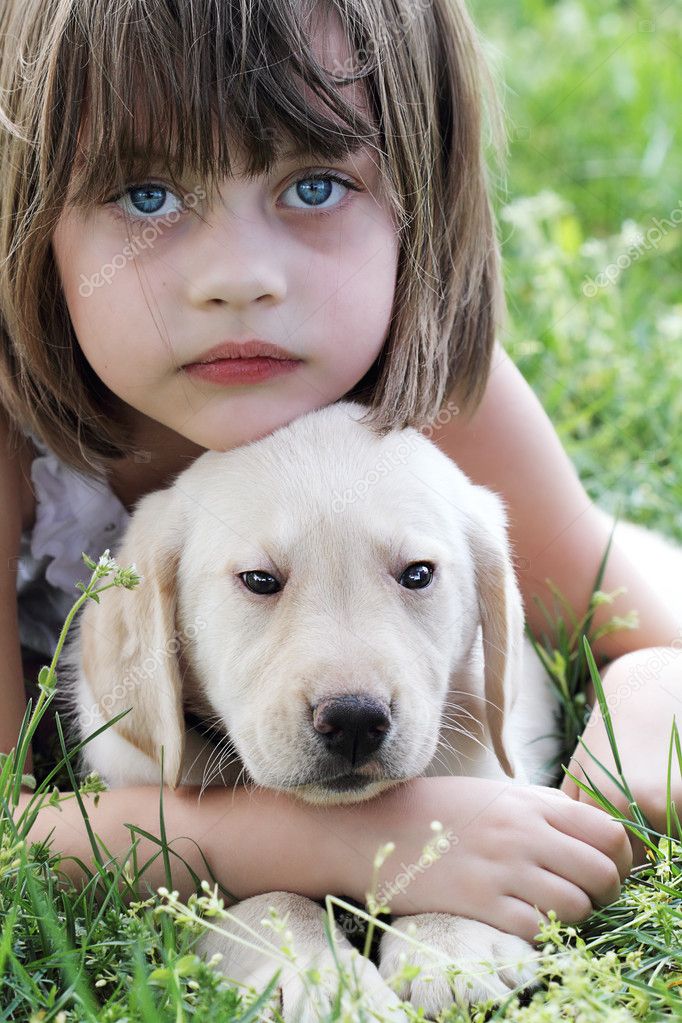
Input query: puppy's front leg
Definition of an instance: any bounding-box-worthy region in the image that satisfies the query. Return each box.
[196,891,408,1022]
[379,914,540,1018]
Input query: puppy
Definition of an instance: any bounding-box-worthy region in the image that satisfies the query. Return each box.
[61,399,662,1019]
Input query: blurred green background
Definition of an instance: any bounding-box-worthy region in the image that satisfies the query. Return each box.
[468,0,682,538]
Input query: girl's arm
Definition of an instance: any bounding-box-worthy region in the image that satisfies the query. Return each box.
[434,341,680,662]
[0,567,30,762]
[17,776,631,944]
[16,784,339,905]
[433,342,681,849]
[0,410,36,767]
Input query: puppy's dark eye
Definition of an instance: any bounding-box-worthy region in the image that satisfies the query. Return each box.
[239,570,282,595]
[398,562,435,589]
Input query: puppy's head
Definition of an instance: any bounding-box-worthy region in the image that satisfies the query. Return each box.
[74,401,524,801]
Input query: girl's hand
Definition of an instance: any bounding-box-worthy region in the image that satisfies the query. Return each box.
[337,776,632,945]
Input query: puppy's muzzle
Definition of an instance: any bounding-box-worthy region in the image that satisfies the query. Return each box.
[312,694,391,770]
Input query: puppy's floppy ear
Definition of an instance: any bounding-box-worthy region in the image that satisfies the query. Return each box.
[78,488,186,787]
[463,487,525,780]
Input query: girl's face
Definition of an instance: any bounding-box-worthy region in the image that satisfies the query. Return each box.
[51,17,399,455]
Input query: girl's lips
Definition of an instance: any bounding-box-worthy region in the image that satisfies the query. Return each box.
[183,356,301,384]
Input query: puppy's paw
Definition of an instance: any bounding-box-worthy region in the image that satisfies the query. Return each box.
[266,944,408,1023]
[379,913,541,1018]
[196,891,407,1022]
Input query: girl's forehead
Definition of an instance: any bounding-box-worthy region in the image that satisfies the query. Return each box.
[69,3,379,201]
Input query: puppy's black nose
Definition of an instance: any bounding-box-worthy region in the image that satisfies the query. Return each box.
[312,695,391,767]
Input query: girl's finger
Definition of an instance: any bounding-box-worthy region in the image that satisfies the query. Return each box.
[533,842,622,911]
[495,895,551,946]
[542,799,633,881]
[522,866,594,921]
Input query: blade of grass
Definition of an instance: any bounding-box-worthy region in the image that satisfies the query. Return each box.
[131,942,164,1023]
[81,842,145,945]
[528,591,565,640]
[545,577,580,632]
[569,734,632,803]
[560,767,624,817]
[19,706,132,816]
[9,698,36,807]
[129,824,141,900]
[18,841,100,1020]
[564,765,660,858]
[582,635,643,814]
[674,716,682,780]
[0,898,18,979]
[158,747,173,892]
[5,944,45,1007]
[665,717,677,853]
[578,516,618,639]
[53,713,107,876]
[125,823,238,902]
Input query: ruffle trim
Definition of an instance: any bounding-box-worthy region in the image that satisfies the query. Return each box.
[28,435,131,596]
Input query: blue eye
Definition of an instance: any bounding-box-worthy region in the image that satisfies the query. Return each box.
[280,173,361,213]
[114,184,184,220]
[106,171,361,223]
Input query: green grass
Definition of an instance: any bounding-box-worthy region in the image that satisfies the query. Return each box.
[2,550,681,1020]
[470,0,682,534]
[3,0,682,1018]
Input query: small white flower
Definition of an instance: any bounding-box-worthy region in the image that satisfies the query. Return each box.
[373,840,395,870]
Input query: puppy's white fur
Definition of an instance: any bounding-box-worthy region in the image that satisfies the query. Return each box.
[60,400,682,1019]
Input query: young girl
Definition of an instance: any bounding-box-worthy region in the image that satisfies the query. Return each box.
[1,0,678,950]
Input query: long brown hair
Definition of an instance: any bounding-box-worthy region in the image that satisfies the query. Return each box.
[0,0,505,479]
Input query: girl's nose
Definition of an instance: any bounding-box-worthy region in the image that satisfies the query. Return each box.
[182,204,288,309]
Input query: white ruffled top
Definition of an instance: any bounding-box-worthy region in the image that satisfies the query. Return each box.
[17,432,131,661]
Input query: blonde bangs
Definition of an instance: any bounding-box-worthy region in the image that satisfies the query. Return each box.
[66,0,387,209]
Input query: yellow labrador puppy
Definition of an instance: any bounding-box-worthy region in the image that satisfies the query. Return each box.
[61,399,662,1019]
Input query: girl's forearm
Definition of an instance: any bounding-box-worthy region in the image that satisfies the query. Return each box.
[13,778,497,910]
[16,783,354,903]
